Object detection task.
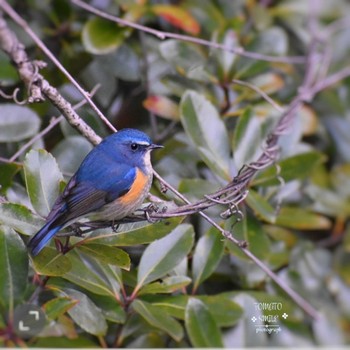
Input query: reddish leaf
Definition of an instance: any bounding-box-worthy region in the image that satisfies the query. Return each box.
[143,95,179,120]
[152,5,200,35]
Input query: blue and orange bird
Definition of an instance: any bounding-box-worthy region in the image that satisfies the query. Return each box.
[28,128,162,256]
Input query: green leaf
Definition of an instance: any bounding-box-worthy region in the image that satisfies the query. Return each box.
[212,29,238,81]
[43,297,79,321]
[0,104,41,142]
[86,216,184,246]
[143,295,241,328]
[252,152,326,186]
[64,288,108,336]
[82,17,130,55]
[222,293,267,347]
[180,90,231,180]
[235,27,287,79]
[226,214,271,260]
[33,336,98,348]
[160,40,207,78]
[232,108,273,169]
[138,276,191,295]
[63,251,117,296]
[199,295,243,327]
[275,207,332,230]
[136,224,194,289]
[178,178,219,201]
[0,162,21,194]
[0,226,28,312]
[0,203,44,236]
[77,244,130,270]
[132,299,184,341]
[185,298,223,347]
[51,136,93,176]
[23,149,64,217]
[245,189,276,223]
[31,247,72,276]
[192,226,225,291]
[96,44,141,81]
[89,295,126,324]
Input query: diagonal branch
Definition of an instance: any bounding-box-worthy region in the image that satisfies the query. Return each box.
[71,0,306,65]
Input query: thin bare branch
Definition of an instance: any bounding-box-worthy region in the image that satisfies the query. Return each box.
[9,85,101,162]
[0,0,116,133]
[71,0,306,65]
[232,79,284,112]
[0,10,101,146]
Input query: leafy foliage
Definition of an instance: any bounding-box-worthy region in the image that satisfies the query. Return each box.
[0,0,349,348]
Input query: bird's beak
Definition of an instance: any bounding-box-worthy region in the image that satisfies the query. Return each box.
[148,143,163,151]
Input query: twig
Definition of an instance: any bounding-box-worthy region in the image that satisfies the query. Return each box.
[0,10,101,146]
[9,85,101,162]
[0,0,116,134]
[232,79,284,112]
[71,0,306,65]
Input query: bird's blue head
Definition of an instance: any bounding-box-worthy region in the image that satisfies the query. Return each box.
[100,128,162,171]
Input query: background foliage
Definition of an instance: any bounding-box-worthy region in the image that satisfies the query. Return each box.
[0,0,350,347]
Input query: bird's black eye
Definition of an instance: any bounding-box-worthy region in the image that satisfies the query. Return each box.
[130,143,139,151]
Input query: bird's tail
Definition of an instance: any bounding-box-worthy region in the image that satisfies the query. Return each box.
[27,222,63,256]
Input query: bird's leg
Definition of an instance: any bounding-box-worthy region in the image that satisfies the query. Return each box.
[143,203,160,223]
[71,223,85,237]
[111,220,120,232]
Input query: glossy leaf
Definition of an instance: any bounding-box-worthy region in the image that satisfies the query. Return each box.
[232,108,273,169]
[64,288,108,336]
[245,189,276,223]
[223,294,267,347]
[178,178,220,201]
[0,203,44,236]
[51,136,93,176]
[23,149,64,217]
[33,336,98,348]
[192,226,225,291]
[143,294,243,327]
[248,73,284,95]
[0,226,28,311]
[43,297,79,321]
[90,295,126,324]
[275,207,332,230]
[212,29,239,81]
[226,214,271,260]
[143,95,179,120]
[77,244,130,270]
[132,299,184,341]
[180,90,231,180]
[185,298,223,347]
[82,18,130,55]
[31,247,72,276]
[86,216,184,246]
[63,251,116,296]
[152,5,200,35]
[0,162,21,194]
[0,104,40,142]
[160,40,207,78]
[253,152,326,186]
[136,224,194,289]
[96,44,141,81]
[138,276,191,295]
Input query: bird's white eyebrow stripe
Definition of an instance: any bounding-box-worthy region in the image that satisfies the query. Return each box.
[135,141,150,146]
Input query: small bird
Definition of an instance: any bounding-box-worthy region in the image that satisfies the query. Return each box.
[28,128,162,256]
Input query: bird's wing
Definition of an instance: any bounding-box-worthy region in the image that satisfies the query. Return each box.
[47,163,137,226]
